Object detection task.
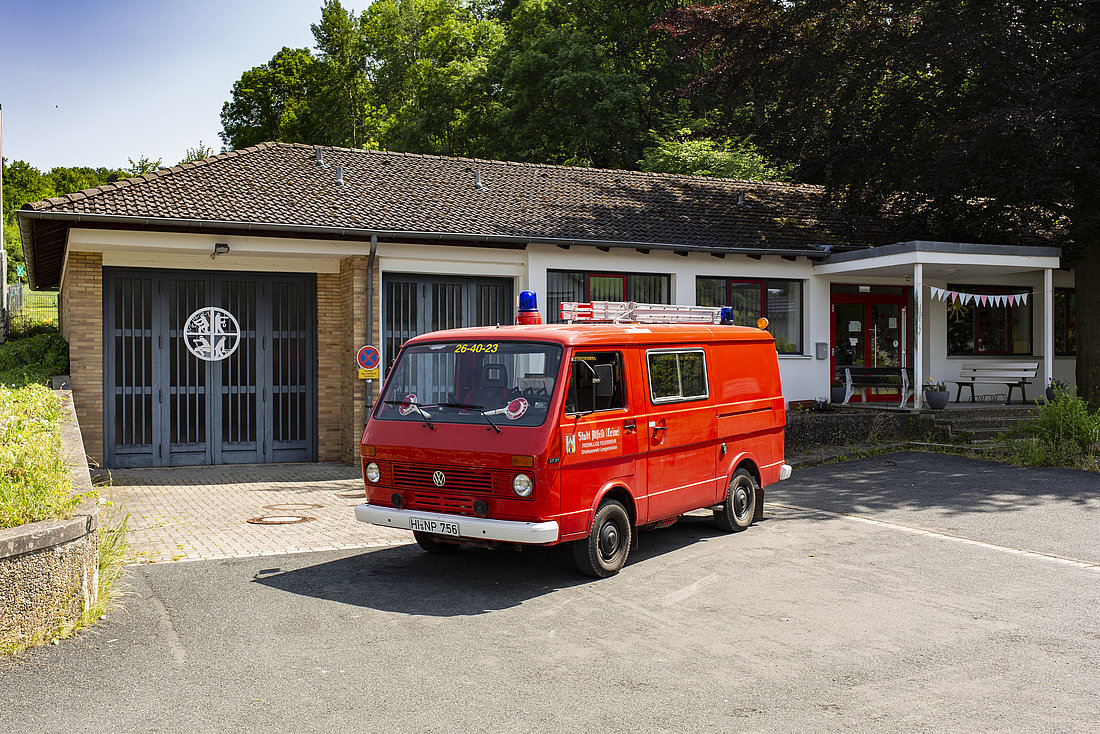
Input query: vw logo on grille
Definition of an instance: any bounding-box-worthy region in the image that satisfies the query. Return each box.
[432,471,446,487]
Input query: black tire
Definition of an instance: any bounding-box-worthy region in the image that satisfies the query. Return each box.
[572,499,631,578]
[413,531,459,553]
[714,468,758,532]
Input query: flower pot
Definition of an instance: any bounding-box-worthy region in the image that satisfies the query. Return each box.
[924,389,949,410]
[830,386,846,404]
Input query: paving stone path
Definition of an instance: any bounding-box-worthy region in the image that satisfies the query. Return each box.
[99,463,410,563]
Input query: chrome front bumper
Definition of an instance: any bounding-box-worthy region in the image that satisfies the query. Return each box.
[779,464,793,481]
[355,503,560,544]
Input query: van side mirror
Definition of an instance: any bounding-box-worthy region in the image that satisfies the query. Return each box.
[593,364,614,399]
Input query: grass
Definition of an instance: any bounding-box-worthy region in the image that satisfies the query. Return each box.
[996,386,1100,471]
[0,384,84,529]
[0,331,69,386]
[0,323,127,656]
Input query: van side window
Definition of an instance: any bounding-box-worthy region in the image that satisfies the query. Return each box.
[648,349,708,403]
[565,352,625,414]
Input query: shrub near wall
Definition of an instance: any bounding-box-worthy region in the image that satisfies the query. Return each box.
[0,385,99,655]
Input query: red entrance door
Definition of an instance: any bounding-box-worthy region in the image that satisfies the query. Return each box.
[831,285,912,402]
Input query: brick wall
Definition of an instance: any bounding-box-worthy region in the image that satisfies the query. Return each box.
[316,255,372,464]
[59,252,103,465]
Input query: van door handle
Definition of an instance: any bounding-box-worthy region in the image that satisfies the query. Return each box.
[623,420,636,433]
[650,423,667,432]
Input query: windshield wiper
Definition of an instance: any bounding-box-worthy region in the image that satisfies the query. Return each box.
[437,402,502,434]
[383,399,436,430]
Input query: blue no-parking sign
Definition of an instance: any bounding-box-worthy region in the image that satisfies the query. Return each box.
[357,345,380,379]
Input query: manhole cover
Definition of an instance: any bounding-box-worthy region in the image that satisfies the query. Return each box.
[247,515,316,525]
[263,503,323,511]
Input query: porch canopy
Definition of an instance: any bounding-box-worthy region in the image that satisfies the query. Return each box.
[814,240,1062,407]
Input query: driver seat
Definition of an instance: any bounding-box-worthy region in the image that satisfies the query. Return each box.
[469,363,509,408]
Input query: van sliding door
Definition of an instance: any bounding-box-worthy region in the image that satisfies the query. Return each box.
[644,349,718,518]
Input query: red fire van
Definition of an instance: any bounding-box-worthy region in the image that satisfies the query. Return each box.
[356,297,791,577]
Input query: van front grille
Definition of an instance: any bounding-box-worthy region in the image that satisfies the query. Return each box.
[392,464,493,494]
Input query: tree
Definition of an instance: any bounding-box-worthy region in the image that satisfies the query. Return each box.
[657,1,1100,404]
[361,0,505,156]
[310,0,385,148]
[220,47,320,150]
[179,142,217,165]
[638,126,790,180]
[124,156,164,176]
[2,161,125,282]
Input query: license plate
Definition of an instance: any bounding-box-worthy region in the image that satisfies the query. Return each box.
[409,517,460,537]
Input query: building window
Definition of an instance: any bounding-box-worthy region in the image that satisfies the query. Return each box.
[547,270,670,323]
[1055,288,1076,356]
[697,276,803,354]
[946,285,1032,355]
[647,349,709,403]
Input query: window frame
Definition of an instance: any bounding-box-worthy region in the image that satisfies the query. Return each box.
[646,348,710,404]
[696,276,804,355]
[564,350,628,416]
[547,269,671,323]
[1054,287,1076,356]
[945,284,1033,357]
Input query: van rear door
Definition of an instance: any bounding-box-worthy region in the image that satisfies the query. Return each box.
[643,348,718,519]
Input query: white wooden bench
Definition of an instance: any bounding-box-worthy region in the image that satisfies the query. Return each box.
[951,361,1039,405]
[842,366,914,409]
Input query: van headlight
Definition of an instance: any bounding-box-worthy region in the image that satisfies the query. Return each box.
[512,473,533,497]
[365,462,380,483]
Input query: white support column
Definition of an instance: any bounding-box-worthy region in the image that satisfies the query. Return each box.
[1044,267,1054,388]
[914,263,924,409]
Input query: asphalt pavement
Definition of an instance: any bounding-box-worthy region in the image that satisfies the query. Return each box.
[2,451,1098,733]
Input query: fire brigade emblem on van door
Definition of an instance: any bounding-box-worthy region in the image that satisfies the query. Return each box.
[432,471,446,487]
[183,307,241,362]
[565,435,576,455]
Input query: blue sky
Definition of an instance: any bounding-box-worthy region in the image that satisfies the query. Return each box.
[1,0,373,171]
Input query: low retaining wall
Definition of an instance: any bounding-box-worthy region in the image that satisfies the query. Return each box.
[0,390,98,651]
[785,408,944,454]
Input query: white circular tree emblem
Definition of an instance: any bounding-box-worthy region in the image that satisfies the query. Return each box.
[183,307,241,362]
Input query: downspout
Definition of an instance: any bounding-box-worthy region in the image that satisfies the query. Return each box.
[365,234,378,417]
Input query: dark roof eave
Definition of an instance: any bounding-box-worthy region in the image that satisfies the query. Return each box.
[17,209,828,267]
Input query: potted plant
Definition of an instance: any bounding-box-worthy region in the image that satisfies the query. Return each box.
[923,378,950,410]
[830,378,846,404]
[1045,377,1069,403]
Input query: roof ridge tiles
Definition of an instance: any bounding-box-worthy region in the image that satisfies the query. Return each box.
[262,141,818,191]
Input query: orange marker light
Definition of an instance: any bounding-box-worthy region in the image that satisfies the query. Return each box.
[756,317,769,330]
[360,444,375,457]
[512,455,535,468]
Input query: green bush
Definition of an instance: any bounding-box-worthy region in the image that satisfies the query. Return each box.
[0,332,69,386]
[1004,385,1100,470]
[0,384,81,529]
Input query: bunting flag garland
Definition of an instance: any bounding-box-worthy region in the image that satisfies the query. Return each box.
[927,286,1031,307]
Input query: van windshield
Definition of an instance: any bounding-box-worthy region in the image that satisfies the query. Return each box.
[375,341,564,428]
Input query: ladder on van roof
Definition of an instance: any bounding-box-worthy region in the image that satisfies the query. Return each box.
[560,300,730,324]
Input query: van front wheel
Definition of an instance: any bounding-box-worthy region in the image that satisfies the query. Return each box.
[715,469,758,532]
[573,499,631,578]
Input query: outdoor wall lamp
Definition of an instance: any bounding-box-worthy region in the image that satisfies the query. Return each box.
[211,242,230,259]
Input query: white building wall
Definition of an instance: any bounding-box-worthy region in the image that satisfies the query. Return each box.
[68,228,1078,407]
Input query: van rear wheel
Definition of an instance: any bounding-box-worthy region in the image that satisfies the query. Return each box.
[573,499,631,578]
[413,531,459,553]
[715,469,758,532]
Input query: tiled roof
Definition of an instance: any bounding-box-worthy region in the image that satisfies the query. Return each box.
[20,142,898,288]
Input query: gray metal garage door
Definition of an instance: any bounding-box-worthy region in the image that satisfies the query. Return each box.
[104,268,316,468]
[382,274,513,374]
